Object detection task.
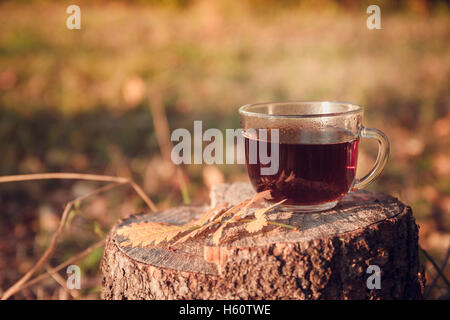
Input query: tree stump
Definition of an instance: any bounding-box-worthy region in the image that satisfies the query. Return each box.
[101,182,424,300]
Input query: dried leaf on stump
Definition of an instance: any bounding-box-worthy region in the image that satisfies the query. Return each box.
[230,189,271,221]
[117,190,289,248]
[245,215,268,233]
[212,223,226,246]
[171,204,229,246]
[211,190,272,245]
[187,203,229,227]
[245,199,286,234]
[118,222,185,247]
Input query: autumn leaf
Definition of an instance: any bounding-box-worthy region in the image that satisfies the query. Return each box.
[171,204,229,246]
[188,203,229,227]
[230,189,271,221]
[212,223,226,245]
[117,190,290,248]
[118,221,185,247]
[254,198,286,219]
[210,201,249,245]
[211,190,272,245]
[213,196,286,244]
[244,199,286,234]
[245,214,268,233]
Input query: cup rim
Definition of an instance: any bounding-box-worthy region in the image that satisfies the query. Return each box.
[239,100,363,119]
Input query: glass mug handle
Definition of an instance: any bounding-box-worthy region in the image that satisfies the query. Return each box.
[352,127,390,190]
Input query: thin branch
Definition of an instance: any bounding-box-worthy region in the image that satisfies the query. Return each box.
[148,88,173,163]
[1,198,74,300]
[0,173,157,212]
[0,177,137,300]
[0,173,129,184]
[75,182,126,203]
[14,240,105,294]
[148,87,191,204]
[420,246,450,289]
[45,265,80,299]
[424,247,450,298]
[129,180,157,212]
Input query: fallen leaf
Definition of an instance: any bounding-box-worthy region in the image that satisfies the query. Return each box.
[171,204,229,246]
[230,190,271,222]
[188,203,229,227]
[212,224,226,245]
[117,190,290,248]
[118,221,184,247]
[245,199,286,234]
[245,215,268,233]
[254,199,287,218]
[211,190,272,245]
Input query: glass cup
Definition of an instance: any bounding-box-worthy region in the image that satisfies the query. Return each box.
[239,101,389,212]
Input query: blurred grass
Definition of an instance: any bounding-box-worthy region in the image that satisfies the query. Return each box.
[0,0,449,299]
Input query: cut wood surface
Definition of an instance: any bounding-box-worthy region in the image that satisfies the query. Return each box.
[101,182,424,299]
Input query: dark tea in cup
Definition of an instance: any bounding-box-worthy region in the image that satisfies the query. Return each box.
[239,101,389,212]
[244,129,359,207]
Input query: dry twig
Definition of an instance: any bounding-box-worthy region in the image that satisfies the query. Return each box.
[45,265,80,299]
[148,87,190,204]
[0,173,157,212]
[13,239,105,294]
[0,172,154,300]
[420,246,450,290]
[2,197,75,300]
[424,247,450,298]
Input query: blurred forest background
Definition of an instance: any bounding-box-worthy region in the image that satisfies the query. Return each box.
[0,0,449,299]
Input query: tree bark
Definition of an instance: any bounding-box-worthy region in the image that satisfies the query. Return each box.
[101,182,424,300]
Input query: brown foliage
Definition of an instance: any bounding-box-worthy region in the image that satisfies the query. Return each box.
[117,190,286,248]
